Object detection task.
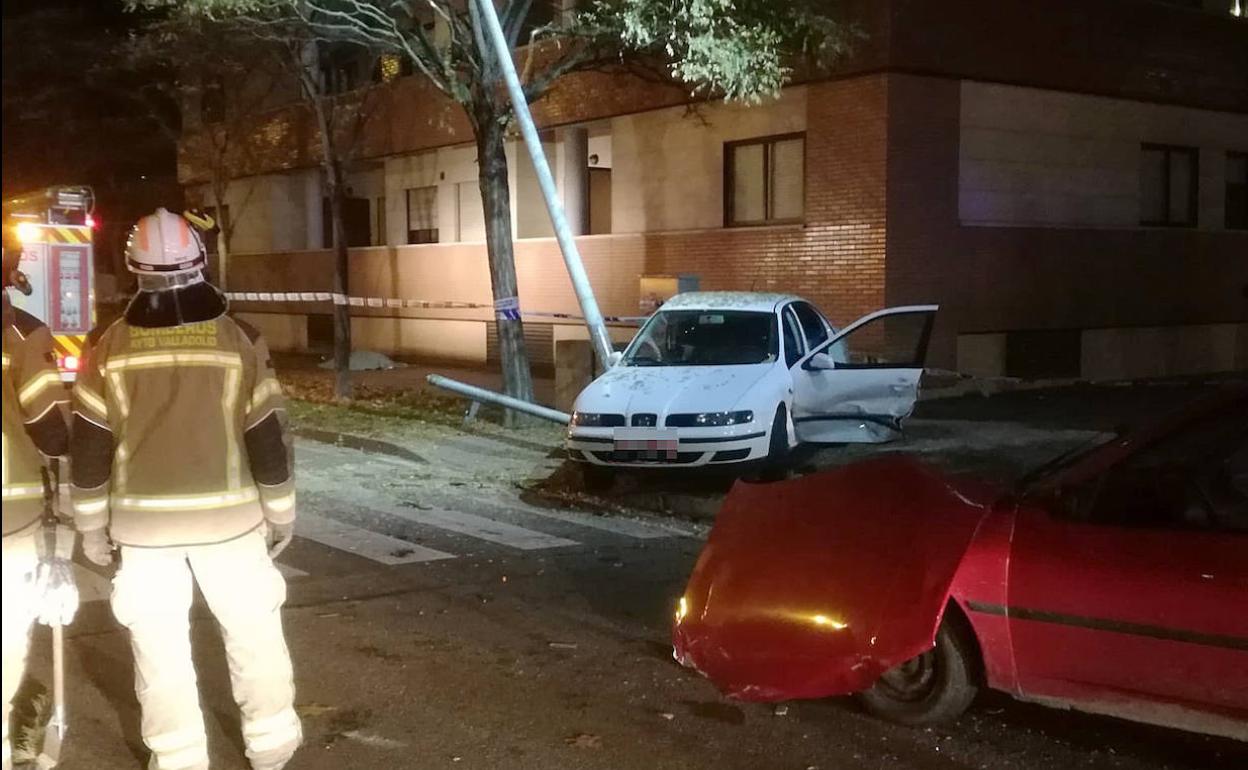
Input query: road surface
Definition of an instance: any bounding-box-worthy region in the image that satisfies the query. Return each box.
[23,426,1246,770]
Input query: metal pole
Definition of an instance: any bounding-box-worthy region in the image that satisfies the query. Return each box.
[427,374,571,425]
[472,0,615,370]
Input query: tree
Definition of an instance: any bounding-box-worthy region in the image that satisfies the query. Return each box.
[279,36,383,401]
[131,3,387,399]
[143,0,855,412]
[119,13,282,287]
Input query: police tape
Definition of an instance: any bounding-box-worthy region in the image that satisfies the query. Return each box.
[214,291,648,323]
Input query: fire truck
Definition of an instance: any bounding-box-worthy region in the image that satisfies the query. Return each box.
[3,185,97,381]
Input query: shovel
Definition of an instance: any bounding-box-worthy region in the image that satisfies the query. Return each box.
[34,624,66,769]
[34,463,72,768]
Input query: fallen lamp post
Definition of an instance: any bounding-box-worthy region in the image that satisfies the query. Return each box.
[427,374,571,426]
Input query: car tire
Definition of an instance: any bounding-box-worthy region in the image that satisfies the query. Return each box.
[580,463,615,493]
[857,608,981,726]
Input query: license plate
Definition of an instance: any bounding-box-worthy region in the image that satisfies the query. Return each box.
[613,428,678,459]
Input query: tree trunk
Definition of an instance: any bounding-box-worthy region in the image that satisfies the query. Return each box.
[476,113,535,425]
[212,185,231,290]
[327,163,352,400]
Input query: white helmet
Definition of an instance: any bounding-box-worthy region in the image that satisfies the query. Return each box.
[125,208,206,276]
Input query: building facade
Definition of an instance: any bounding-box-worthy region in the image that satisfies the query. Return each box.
[179,0,1248,380]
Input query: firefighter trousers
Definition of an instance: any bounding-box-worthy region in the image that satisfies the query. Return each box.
[2,530,39,770]
[111,529,302,770]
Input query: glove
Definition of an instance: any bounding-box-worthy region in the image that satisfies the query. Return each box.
[82,528,115,567]
[266,520,295,559]
[35,558,80,627]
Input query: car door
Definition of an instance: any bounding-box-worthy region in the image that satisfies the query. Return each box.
[1004,411,1248,719]
[790,305,937,443]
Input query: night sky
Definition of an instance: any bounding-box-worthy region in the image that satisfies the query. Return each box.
[2,0,181,268]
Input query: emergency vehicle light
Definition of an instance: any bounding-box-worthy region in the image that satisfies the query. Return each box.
[15,221,40,243]
[58,355,80,372]
[85,214,96,229]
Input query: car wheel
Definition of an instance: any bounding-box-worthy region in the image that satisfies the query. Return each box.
[857,609,980,726]
[580,463,615,493]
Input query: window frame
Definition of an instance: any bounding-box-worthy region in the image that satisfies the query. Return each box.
[1139,143,1199,228]
[404,186,439,245]
[1225,151,1248,231]
[723,132,806,228]
[791,301,830,351]
[781,304,806,369]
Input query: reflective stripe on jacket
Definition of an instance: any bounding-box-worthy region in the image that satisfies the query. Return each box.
[2,299,70,538]
[69,314,295,547]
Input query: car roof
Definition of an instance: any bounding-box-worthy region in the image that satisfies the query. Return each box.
[659,291,802,313]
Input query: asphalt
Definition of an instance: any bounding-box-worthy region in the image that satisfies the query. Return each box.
[14,384,1248,770]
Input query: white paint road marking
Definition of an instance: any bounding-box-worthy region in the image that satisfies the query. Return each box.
[294,511,455,565]
[275,562,309,579]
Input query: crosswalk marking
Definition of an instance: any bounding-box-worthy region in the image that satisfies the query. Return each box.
[294,510,455,565]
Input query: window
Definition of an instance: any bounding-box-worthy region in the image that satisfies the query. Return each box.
[1140,144,1198,227]
[1071,402,1248,532]
[375,196,386,246]
[621,311,777,367]
[405,187,438,244]
[725,134,804,227]
[1226,152,1247,230]
[792,302,828,351]
[781,306,805,368]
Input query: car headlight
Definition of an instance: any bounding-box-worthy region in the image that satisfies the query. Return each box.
[666,411,754,428]
[571,412,625,427]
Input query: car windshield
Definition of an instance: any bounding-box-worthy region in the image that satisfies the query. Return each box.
[622,310,778,366]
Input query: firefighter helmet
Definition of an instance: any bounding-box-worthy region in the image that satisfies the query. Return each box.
[125,208,207,276]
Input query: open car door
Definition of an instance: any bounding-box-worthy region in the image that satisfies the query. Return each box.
[791,305,937,443]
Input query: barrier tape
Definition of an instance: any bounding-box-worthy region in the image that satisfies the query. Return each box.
[100,290,649,323]
[217,291,648,323]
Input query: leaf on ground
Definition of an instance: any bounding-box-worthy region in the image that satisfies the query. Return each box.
[564,733,603,749]
[296,703,339,718]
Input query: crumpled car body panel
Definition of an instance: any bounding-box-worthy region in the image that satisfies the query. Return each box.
[672,456,994,701]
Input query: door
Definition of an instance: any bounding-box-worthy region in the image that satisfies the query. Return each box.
[790,305,937,443]
[1005,410,1248,719]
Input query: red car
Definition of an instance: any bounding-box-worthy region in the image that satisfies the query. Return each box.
[672,386,1248,739]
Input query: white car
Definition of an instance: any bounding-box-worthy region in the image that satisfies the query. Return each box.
[566,292,938,471]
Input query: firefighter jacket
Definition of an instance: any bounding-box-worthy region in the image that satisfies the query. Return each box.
[69,304,295,547]
[2,295,70,538]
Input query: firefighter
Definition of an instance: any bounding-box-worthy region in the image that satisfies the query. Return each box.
[70,209,300,770]
[2,229,71,770]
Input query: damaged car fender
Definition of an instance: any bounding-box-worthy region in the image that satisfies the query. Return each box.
[672,456,994,701]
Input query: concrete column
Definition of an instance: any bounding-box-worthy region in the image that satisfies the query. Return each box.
[559,126,589,236]
[304,169,324,249]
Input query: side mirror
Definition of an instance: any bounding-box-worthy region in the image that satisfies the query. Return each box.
[607,350,623,367]
[806,352,836,371]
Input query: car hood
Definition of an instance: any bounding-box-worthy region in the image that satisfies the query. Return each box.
[672,456,995,702]
[576,363,774,417]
